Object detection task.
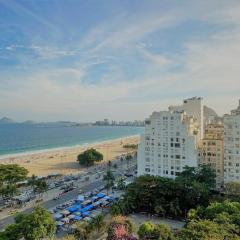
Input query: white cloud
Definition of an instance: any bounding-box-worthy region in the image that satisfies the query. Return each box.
[1,1,240,120]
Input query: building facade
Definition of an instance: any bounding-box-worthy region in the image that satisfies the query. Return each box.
[223,100,240,183]
[169,97,204,141]
[198,124,224,188]
[137,110,199,178]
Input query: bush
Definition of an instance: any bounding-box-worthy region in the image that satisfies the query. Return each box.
[77,148,103,167]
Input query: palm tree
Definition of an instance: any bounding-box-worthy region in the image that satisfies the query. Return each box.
[93,214,105,233]
[107,160,112,170]
[120,157,124,171]
[126,154,132,171]
[117,178,126,190]
[74,222,90,240]
[103,170,115,195]
[35,180,48,198]
[27,174,38,193]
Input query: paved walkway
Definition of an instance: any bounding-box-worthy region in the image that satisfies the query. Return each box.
[129,213,185,230]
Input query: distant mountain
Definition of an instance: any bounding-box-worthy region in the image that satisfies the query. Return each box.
[22,120,36,124]
[0,117,15,124]
[0,117,91,126]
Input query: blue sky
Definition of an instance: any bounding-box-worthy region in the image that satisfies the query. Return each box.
[0,0,240,122]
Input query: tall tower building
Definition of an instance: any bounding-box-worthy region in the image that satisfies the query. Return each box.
[137,110,199,178]
[223,100,240,183]
[198,124,224,188]
[169,97,204,141]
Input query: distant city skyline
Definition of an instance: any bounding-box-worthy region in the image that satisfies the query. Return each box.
[0,1,240,122]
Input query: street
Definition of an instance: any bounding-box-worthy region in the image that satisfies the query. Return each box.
[0,158,137,230]
[0,179,104,229]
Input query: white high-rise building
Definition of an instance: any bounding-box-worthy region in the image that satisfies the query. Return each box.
[137,110,199,178]
[223,100,240,183]
[169,97,204,141]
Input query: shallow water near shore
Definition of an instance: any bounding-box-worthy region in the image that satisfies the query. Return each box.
[0,124,144,158]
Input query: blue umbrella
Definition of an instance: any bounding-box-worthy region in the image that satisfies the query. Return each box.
[82,211,90,217]
[96,193,105,198]
[67,205,81,213]
[73,215,82,221]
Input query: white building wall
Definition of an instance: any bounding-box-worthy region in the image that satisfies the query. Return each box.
[137,134,146,176]
[224,107,240,183]
[137,110,198,178]
[169,97,203,140]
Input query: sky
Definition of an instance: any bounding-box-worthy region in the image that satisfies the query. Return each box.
[0,0,240,122]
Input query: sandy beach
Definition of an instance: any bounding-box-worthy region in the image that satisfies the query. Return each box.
[0,136,139,176]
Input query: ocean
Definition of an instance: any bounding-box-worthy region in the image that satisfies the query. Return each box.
[0,124,144,158]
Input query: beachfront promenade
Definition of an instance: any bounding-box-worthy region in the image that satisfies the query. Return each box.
[0,157,136,230]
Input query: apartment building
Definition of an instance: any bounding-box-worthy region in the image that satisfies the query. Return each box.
[137,110,199,178]
[223,100,240,183]
[198,124,224,188]
[169,97,204,141]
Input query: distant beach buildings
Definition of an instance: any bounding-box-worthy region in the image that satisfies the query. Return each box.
[137,97,240,187]
[94,119,145,127]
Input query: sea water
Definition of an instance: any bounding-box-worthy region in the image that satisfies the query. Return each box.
[0,124,144,158]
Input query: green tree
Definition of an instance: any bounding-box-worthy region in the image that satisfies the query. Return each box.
[138,222,175,240]
[0,164,28,184]
[0,184,18,198]
[0,223,22,240]
[18,206,56,240]
[117,178,126,190]
[179,220,236,240]
[111,201,126,216]
[107,160,112,170]
[27,174,38,193]
[196,165,216,189]
[34,180,48,196]
[77,149,103,167]
[120,157,124,171]
[103,170,115,195]
[154,205,166,217]
[126,154,132,170]
[0,164,28,199]
[74,222,91,240]
[123,144,138,149]
[0,206,56,240]
[90,214,105,233]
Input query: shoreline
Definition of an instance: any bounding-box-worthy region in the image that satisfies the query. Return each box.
[0,134,140,160]
[0,135,140,176]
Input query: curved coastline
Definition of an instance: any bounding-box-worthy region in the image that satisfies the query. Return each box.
[0,134,140,160]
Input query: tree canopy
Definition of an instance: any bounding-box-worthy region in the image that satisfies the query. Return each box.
[0,164,28,185]
[0,206,56,240]
[0,164,28,198]
[121,165,215,218]
[181,200,240,239]
[138,221,175,240]
[77,148,103,167]
[103,170,115,194]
